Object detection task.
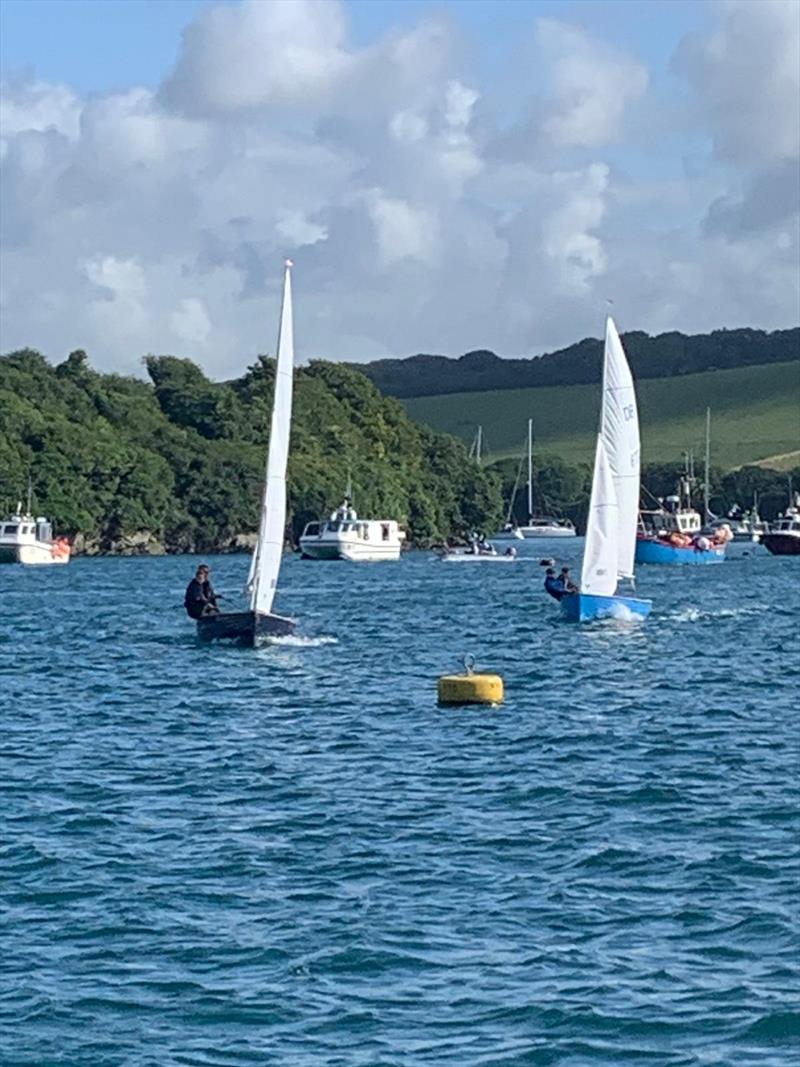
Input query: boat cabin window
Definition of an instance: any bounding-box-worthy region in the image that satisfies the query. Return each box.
[3,524,18,535]
[21,524,30,534]
[304,522,320,537]
[382,523,390,541]
[326,521,340,532]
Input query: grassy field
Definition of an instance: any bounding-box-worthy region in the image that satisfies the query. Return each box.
[403,361,800,470]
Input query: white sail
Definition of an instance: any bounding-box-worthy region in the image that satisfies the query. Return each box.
[248,261,294,617]
[581,434,619,597]
[600,316,640,579]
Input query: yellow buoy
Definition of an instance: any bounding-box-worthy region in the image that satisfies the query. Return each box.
[437,655,504,706]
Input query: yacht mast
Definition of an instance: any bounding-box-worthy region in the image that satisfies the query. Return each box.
[527,418,533,521]
[703,407,711,523]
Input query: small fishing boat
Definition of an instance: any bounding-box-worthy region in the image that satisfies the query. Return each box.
[494,419,576,540]
[761,495,800,556]
[559,317,651,622]
[299,499,405,560]
[439,547,518,563]
[637,494,728,565]
[0,505,70,565]
[197,261,297,644]
[637,410,728,565]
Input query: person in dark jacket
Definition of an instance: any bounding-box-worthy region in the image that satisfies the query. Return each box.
[184,564,219,618]
[544,567,565,601]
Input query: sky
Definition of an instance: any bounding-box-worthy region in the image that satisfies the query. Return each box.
[0,0,798,377]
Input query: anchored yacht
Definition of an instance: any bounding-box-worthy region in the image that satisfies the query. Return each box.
[0,508,71,565]
[299,500,406,561]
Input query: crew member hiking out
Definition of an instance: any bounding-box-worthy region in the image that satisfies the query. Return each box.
[184,564,220,619]
[544,567,565,602]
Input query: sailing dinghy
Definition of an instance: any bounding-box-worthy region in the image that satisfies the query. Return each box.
[197,261,297,644]
[560,317,651,622]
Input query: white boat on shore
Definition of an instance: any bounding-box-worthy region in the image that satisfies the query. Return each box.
[0,507,71,565]
[299,500,405,561]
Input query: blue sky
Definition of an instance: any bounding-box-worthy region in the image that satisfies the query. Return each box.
[0,0,797,374]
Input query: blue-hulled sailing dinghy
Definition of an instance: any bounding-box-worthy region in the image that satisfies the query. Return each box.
[560,317,651,623]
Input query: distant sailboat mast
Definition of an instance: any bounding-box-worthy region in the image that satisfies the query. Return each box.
[527,418,534,522]
[703,407,711,524]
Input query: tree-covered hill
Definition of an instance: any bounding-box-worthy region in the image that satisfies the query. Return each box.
[352,327,799,399]
[0,349,503,553]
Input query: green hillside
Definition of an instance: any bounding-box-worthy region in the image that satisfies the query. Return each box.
[404,361,800,470]
[0,349,503,551]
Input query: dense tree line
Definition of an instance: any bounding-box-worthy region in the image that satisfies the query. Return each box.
[353,327,800,398]
[0,349,504,552]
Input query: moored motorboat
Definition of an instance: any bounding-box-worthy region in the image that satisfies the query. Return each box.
[761,496,800,556]
[558,317,651,623]
[197,261,297,644]
[299,499,405,560]
[0,507,71,565]
[439,547,518,563]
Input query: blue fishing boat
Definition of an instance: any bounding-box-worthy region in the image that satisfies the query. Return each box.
[635,536,725,565]
[636,487,729,566]
[558,317,651,623]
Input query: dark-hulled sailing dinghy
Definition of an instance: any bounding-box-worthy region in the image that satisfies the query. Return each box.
[197,261,297,644]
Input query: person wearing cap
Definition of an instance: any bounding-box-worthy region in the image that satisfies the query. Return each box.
[543,567,565,601]
[184,564,220,619]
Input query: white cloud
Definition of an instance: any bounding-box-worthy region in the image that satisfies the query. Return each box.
[160,0,351,113]
[537,18,648,147]
[365,190,439,268]
[0,0,797,377]
[170,297,211,346]
[674,0,800,165]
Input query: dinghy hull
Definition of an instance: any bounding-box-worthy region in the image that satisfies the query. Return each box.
[635,538,725,565]
[197,610,296,644]
[561,592,652,623]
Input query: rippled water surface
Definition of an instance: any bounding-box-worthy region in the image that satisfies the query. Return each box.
[2,545,798,1066]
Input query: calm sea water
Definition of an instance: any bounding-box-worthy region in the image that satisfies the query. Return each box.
[2,544,798,1066]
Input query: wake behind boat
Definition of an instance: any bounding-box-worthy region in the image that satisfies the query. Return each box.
[194,261,297,644]
[554,317,651,622]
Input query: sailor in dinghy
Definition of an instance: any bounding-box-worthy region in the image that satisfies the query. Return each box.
[555,316,652,623]
[195,260,297,644]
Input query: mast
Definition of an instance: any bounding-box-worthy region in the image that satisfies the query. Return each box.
[527,418,533,521]
[703,407,711,523]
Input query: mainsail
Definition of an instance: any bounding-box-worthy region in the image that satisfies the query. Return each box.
[580,434,619,597]
[248,261,294,617]
[600,316,640,579]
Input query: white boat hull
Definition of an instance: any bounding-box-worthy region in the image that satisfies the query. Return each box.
[300,539,402,562]
[518,525,576,538]
[0,541,70,565]
[439,552,517,563]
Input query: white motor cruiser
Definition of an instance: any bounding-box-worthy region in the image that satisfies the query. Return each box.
[299,500,406,561]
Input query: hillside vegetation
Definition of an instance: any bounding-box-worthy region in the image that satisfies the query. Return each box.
[0,349,503,552]
[354,327,799,398]
[405,361,800,470]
